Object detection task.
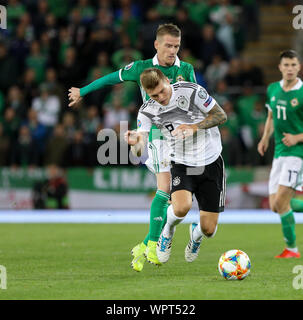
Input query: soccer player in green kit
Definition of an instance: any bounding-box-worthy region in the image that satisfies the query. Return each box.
[258,50,303,258]
[68,24,197,270]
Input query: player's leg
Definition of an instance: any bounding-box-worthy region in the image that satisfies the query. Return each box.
[157,189,193,263]
[131,139,170,270]
[185,155,225,262]
[269,157,301,258]
[273,185,300,258]
[144,171,171,266]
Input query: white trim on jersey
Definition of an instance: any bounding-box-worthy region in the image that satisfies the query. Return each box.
[152,54,181,67]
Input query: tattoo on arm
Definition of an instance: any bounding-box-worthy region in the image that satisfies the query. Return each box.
[197,104,227,130]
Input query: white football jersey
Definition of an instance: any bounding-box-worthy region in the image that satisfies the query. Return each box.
[137,82,222,166]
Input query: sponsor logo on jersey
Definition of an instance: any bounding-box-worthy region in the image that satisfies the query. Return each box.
[291,98,299,107]
[172,176,181,186]
[204,96,213,107]
[137,119,142,128]
[176,75,185,82]
[124,62,134,70]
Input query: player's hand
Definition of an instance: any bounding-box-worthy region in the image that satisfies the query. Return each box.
[282,133,298,147]
[124,130,139,145]
[68,87,82,107]
[257,138,269,156]
[172,124,197,139]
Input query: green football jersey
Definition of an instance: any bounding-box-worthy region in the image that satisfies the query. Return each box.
[266,79,303,159]
[120,55,196,141]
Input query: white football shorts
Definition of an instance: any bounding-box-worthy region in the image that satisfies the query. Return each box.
[145,139,171,174]
[269,156,303,194]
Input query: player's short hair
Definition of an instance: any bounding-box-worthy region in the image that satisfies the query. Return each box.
[156,23,181,39]
[279,50,300,62]
[140,68,167,90]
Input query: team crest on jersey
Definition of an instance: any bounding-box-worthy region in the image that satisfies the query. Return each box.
[124,62,134,70]
[177,95,188,110]
[198,88,207,100]
[291,98,299,107]
[176,74,185,82]
[173,176,181,186]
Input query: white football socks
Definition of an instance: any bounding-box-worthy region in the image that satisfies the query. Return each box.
[162,205,184,238]
[192,223,218,242]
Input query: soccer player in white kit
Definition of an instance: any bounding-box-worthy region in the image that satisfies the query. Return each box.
[125,68,227,263]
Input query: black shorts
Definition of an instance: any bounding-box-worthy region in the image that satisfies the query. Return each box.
[170,155,226,213]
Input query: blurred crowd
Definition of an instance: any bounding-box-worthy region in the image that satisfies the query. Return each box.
[0,0,275,169]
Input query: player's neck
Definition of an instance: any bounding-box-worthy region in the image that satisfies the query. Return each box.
[282,77,298,91]
[157,56,174,67]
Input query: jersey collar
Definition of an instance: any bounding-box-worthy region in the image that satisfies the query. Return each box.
[279,77,303,91]
[152,54,181,67]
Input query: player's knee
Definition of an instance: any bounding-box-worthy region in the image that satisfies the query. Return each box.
[274,198,288,214]
[173,203,191,217]
[202,224,217,238]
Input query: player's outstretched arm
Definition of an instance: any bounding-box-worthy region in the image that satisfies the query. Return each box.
[257,110,273,156]
[68,70,122,107]
[124,131,148,157]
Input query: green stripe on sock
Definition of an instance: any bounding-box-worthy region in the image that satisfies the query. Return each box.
[280,210,297,249]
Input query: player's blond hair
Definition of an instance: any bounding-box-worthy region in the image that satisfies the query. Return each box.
[156,23,181,39]
[140,68,167,90]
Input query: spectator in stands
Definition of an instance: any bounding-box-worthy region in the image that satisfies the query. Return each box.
[44,124,68,166]
[0,42,19,92]
[25,40,47,84]
[24,108,47,166]
[19,68,39,108]
[205,54,229,93]
[198,24,228,68]
[0,123,9,166]
[64,130,89,167]
[10,125,37,167]
[1,107,20,144]
[62,111,77,143]
[7,85,27,120]
[82,105,102,144]
[32,83,60,135]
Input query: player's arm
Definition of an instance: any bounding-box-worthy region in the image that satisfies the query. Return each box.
[124,110,151,157]
[257,109,273,156]
[68,61,140,107]
[68,71,122,107]
[124,131,148,157]
[282,132,303,147]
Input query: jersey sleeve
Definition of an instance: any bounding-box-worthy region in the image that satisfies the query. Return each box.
[187,64,197,83]
[265,84,272,111]
[137,112,152,133]
[119,60,142,82]
[193,85,217,113]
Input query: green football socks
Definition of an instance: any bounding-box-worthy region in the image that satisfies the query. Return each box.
[280,210,297,249]
[143,190,170,245]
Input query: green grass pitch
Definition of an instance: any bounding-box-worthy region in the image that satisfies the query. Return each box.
[0,223,303,300]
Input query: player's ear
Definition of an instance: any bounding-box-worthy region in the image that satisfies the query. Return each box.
[154,39,158,50]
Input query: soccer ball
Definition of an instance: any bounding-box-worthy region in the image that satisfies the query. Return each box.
[218,249,251,280]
